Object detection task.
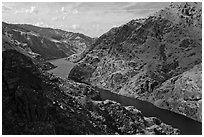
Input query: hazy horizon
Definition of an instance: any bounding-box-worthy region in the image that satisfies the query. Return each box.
[2,2,170,37]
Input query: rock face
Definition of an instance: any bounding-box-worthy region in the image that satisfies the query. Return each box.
[2,49,179,135]
[149,64,202,121]
[69,2,202,122]
[2,22,94,60]
[36,61,57,71]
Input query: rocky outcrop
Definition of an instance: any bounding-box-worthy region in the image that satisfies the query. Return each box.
[69,63,96,83]
[69,2,202,121]
[147,64,202,122]
[36,61,57,71]
[87,100,179,135]
[2,49,179,135]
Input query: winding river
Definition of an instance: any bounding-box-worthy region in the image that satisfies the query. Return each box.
[48,58,202,135]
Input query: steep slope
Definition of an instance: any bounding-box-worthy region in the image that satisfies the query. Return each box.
[2,22,94,60]
[2,33,57,71]
[18,23,94,54]
[66,19,144,63]
[2,48,179,135]
[69,2,202,122]
[149,63,202,121]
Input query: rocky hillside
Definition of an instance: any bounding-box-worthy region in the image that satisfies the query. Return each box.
[69,2,202,122]
[2,22,94,60]
[2,48,179,135]
[2,32,57,71]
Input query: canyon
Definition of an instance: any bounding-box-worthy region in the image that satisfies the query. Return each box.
[2,2,202,135]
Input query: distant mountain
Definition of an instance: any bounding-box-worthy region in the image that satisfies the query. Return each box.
[2,22,95,60]
[69,2,202,122]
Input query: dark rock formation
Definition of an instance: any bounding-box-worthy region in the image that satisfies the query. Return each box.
[36,62,57,71]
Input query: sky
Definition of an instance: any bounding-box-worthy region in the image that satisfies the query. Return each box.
[2,2,170,37]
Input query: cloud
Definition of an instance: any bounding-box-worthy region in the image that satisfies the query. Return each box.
[62,16,66,20]
[14,6,39,14]
[60,6,79,14]
[26,6,39,14]
[3,2,170,37]
[52,16,66,21]
[124,2,170,12]
[67,24,85,32]
[2,4,12,12]
[72,9,78,14]
[61,7,70,14]
[14,10,22,14]
[34,22,44,26]
[93,24,100,28]
[52,16,60,21]
[61,7,66,12]
[71,24,79,29]
[34,22,53,28]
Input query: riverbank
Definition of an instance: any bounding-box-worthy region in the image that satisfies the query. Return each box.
[47,58,202,135]
[96,86,202,135]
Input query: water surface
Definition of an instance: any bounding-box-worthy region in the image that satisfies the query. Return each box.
[48,58,76,78]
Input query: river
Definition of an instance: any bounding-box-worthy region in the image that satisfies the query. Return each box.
[48,58,202,135]
[97,87,202,135]
[47,58,76,78]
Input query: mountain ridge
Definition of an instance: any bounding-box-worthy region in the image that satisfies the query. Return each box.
[2,21,95,60]
[69,2,202,122]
